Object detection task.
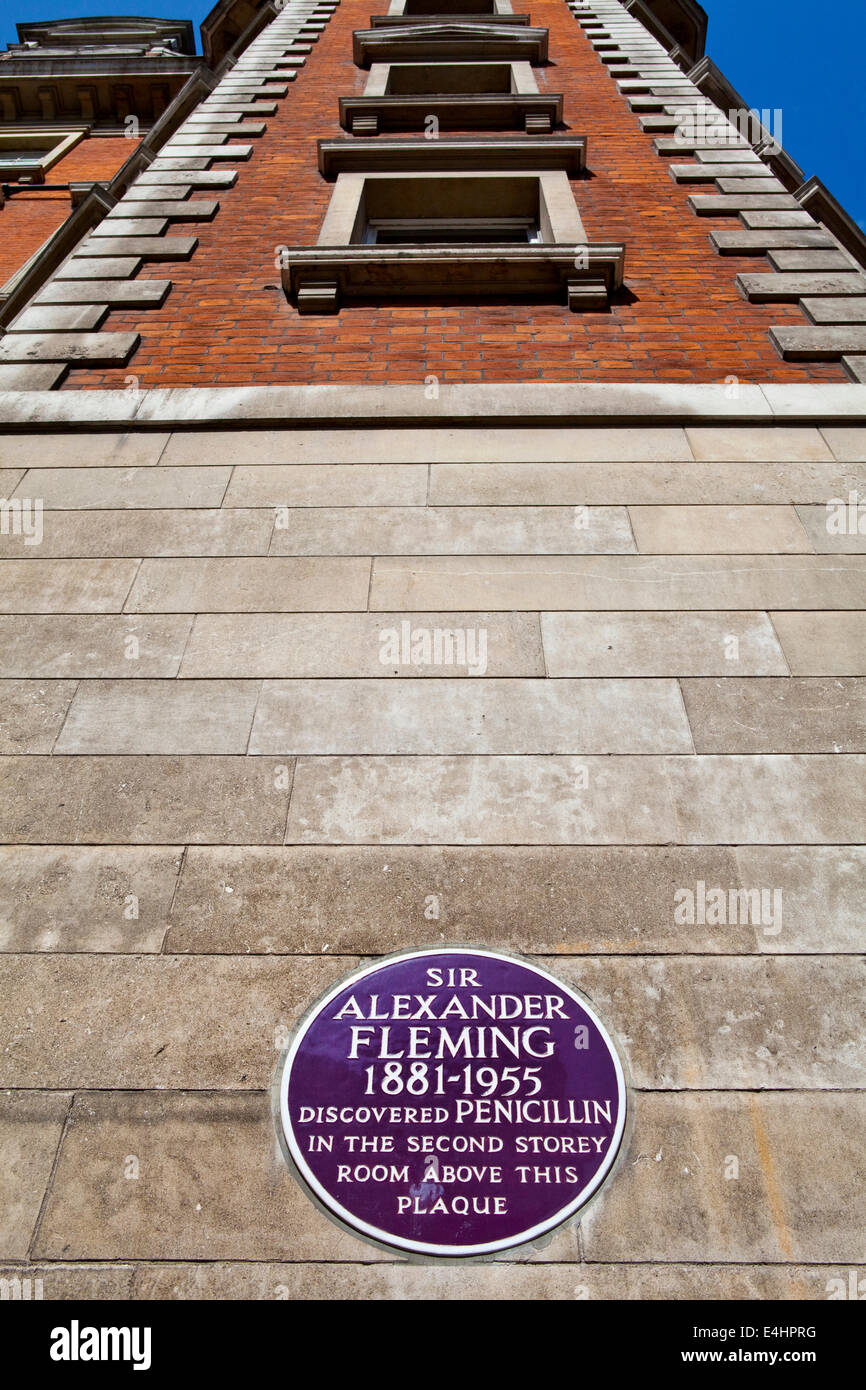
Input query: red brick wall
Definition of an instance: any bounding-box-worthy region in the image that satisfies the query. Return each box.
[68,1,844,386]
[0,136,138,290]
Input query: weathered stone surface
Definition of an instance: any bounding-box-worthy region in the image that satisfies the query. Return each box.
[802,297,866,324]
[0,432,168,469]
[34,280,170,308]
[628,504,810,553]
[249,678,692,754]
[0,364,66,390]
[369,555,866,611]
[268,506,636,555]
[9,306,107,333]
[125,557,371,612]
[180,612,543,677]
[820,427,866,461]
[285,754,866,844]
[12,466,231,509]
[770,611,866,674]
[684,427,833,462]
[0,1264,134,1299]
[0,756,291,844]
[0,560,139,614]
[75,236,198,259]
[0,955,353,1088]
[0,615,191,678]
[429,459,864,505]
[0,846,180,952]
[222,464,427,507]
[771,325,866,360]
[0,509,273,559]
[541,611,787,675]
[794,505,866,554]
[0,333,139,366]
[581,1092,866,1263]
[5,956,861,1095]
[58,258,141,279]
[0,1092,70,1258]
[55,680,262,754]
[738,272,866,301]
[681,678,866,752]
[767,249,857,272]
[0,680,78,753]
[121,1260,863,1301]
[91,218,169,237]
[163,426,693,468]
[166,843,865,955]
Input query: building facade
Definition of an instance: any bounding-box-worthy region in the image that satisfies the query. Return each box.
[0,0,864,1300]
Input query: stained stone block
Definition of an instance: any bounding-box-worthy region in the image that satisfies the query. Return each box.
[681,678,866,752]
[0,1092,70,1258]
[14,465,230,510]
[0,615,192,678]
[110,202,218,221]
[0,364,66,390]
[770,611,866,674]
[57,258,142,278]
[56,680,262,755]
[684,426,833,462]
[267,505,635,555]
[35,279,170,308]
[0,560,139,614]
[580,1092,866,1263]
[0,845,181,951]
[91,218,169,237]
[0,756,292,844]
[801,297,866,324]
[690,195,802,215]
[0,333,139,366]
[0,955,353,1088]
[162,426,693,468]
[121,1261,866,1301]
[166,844,865,956]
[737,272,866,300]
[75,237,197,260]
[8,306,108,333]
[0,680,78,753]
[369,554,866,611]
[710,229,836,254]
[125,557,372,612]
[0,431,168,469]
[767,249,856,272]
[739,209,815,228]
[795,504,866,553]
[179,612,544,678]
[429,459,864,506]
[135,170,238,186]
[716,177,787,194]
[541,611,788,676]
[627,504,811,553]
[248,678,692,755]
[0,508,273,559]
[224,464,430,507]
[285,754,866,845]
[770,325,866,360]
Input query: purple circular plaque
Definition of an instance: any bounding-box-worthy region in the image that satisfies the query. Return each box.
[279,948,627,1257]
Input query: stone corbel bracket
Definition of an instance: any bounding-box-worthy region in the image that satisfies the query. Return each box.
[353,24,550,67]
[317,135,587,178]
[281,241,625,315]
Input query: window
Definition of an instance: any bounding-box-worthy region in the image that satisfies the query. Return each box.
[341,60,560,134]
[0,129,86,182]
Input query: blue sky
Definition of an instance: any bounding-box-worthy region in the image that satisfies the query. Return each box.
[2,0,864,223]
